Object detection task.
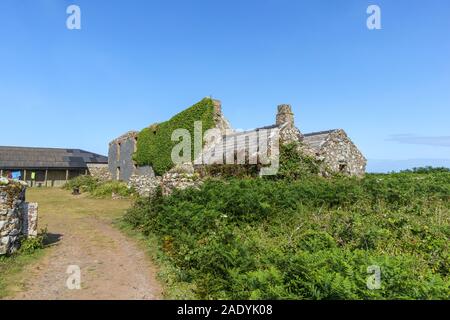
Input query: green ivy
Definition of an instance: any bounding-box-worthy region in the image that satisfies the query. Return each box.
[271,142,321,180]
[134,98,216,175]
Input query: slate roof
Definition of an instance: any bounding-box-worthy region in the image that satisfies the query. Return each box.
[201,124,339,162]
[303,129,339,152]
[0,146,108,169]
[197,125,277,164]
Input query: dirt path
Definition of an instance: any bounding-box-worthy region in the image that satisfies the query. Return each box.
[8,188,162,300]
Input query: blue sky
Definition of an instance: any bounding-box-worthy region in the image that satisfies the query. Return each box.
[0,0,449,172]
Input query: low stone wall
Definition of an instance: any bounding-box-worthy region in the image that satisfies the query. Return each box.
[87,163,111,181]
[128,174,161,197]
[0,179,38,255]
[128,163,203,197]
[161,172,202,196]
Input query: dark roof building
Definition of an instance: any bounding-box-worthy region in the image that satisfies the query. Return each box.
[0,146,107,170]
[0,146,108,187]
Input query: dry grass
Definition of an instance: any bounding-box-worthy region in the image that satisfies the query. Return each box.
[1,187,132,299]
[27,187,131,221]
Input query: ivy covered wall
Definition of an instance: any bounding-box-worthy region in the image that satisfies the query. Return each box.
[133,98,216,175]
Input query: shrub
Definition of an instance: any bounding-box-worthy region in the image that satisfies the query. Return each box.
[273,142,321,180]
[401,166,450,174]
[90,181,134,198]
[64,175,134,198]
[18,227,47,255]
[18,236,45,255]
[63,175,99,193]
[124,169,450,299]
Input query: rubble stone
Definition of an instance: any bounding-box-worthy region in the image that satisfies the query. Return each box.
[0,180,38,255]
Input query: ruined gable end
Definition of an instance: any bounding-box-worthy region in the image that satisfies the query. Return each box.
[315,129,366,176]
[108,131,145,181]
[211,99,233,134]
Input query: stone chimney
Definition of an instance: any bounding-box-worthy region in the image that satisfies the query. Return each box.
[210,98,232,134]
[212,99,222,115]
[276,104,304,144]
[276,104,295,128]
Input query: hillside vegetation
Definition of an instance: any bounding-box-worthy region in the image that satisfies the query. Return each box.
[124,167,450,299]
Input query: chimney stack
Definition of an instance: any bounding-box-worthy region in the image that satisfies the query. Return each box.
[276,104,295,128]
[276,104,304,143]
[212,98,222,115]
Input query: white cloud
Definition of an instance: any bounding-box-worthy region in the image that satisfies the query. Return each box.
[387,134,450,147]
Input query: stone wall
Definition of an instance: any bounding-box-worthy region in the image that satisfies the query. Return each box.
[128,174,161,197]
[87,163,111,181]
[161,164,202,196]
[276,104,304,145]
[108,131,139,181]
[128,163,203,197]
[317,130,366,177]
[21,202,38,237]
[276,105,366,177]
[0,179,38,255]
[212,99,233,134]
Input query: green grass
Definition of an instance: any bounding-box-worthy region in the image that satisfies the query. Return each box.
[123,169,450,299]
[0,240,45,298]
[1,188,132,299]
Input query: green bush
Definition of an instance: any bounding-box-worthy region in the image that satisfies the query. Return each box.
[64,175,134,198]
[401,166,450,174]
[63,175,99,193]
[91,181,134,198]
[7,227,48,256]
[134,98,216,175]
[19,233,46,255]
[273,142,321,180]
[124,169,450,299]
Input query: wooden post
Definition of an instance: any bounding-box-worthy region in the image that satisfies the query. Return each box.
[44,169,48,187]
[24,169,27,183]
[65,169,69,183]
[0,169,3,177]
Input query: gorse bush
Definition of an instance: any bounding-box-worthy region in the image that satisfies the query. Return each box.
[134,98,216,175]
[124,170,450,299]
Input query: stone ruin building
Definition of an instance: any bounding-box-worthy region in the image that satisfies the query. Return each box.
[109,98,366,195]
[0,179,38,255]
